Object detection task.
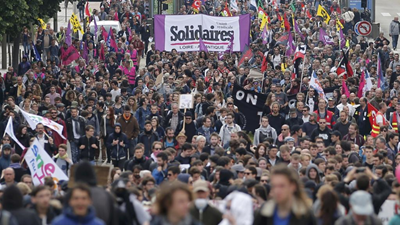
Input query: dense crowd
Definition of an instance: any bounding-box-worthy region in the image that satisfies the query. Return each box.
[1,0,400,224]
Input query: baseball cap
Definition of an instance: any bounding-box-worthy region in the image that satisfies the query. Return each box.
[328,97,334,101]
[331,130,342,137]
[193,180,209,192]
[350,190,374,215]
[284,137,295,143]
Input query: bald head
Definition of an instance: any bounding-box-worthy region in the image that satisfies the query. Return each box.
[4,167,15,183]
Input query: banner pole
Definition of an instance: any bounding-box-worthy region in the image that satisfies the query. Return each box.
[299,54,306,91]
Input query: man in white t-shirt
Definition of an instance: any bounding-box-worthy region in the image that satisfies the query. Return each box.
[110,80,121,102]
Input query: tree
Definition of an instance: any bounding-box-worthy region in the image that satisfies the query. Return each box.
[0,0,76,70]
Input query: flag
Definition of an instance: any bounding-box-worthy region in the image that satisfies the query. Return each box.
[260,14,268,30]
[283,12,290,31]
[377,53,386,90]
[306,9,312,19]
[258,6,267,19]
[250,0,257,8]
[310,71,327,102]
[367,103,378,130]
[94,17,98,40]
[342,79,350,98]
[114,11,119,21]
[261,55,268,72]
[108,27,118,52]
[127,26,133,42]
[99,43,105,61]
[293,14,305,40]
[4,117,25,150]
[65,21,72,46]
[231,0,239,11]
[192,0,202,13]
[82,41,88,64]
[37,18,46,29]
[25,139,69,186]
[286,32,295,56]
[336,18,344,31]
[261,25,271,45]
[317,5,330,24]
[225,35,234,54]
[222,3,232,16]
[289,0,296,12]
[319,28,334,45]
[70,13,84,34]
[364,69,373,92]
[336,49,354,79]
[85,2,91,17]
[238,45,253,66]
[19,108,66,139]
[32,42,41,61]
[358,70,366,98]
[293,45,306,78]
[61,45,80,66]
[339,27,346,49]
[199,37,208,53]
[101,26,108,41]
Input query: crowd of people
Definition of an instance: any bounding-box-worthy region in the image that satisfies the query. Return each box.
[1,0,400,224]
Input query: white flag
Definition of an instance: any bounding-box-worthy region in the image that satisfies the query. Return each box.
[4,117,26,150]
[25,139,69,186]
[230,0,239,11]
[19,108,66,139]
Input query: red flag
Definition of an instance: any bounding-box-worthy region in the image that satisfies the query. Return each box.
[222,3,232,16]
[192,0,201,13]
[342,79,350,98]
[61,45,80,66]
[336,50,354,79]
[283,12,290,31]
[85,2,90,17]
[276,9,282,21]
[358,71,366,98]
[261,56,268,72]
[367,103,378,131]
[306,9,312,19]
[238,45,253,66]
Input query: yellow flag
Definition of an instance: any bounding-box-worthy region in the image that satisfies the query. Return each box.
[317,5,330,24]
[336,18,344,31]
[70,13,84,34]
[37,18,46,29]
[260,15,267,30]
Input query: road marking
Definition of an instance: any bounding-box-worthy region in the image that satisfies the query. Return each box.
[382,13,392,16]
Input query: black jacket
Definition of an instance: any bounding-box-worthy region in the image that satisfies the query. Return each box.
[78,136,98,161]
[36,135,57,157]
[164,111,184,128]
[126,156,152,171]
[66,116,86,141]
[138,132,159,157]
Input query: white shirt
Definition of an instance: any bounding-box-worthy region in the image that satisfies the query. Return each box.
[110,88,121,102]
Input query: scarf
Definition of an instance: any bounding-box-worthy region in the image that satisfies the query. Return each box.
[259,125,272,135]
[123,113,131,121]
[72,117,81,136]
[54,153,69,159]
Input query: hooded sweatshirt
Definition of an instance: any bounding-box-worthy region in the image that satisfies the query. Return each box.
[74,161,116,225]
[0,146,11,175]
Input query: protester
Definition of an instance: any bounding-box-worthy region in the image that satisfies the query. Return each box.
[1,0,399,224]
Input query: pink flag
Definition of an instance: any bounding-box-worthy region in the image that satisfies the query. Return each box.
[358,70,365,98]
[342,79,350,98]
[82,41,88,64]
[127,26,133,43]
[101,26,108,41]
[109,27,118,53]
[285,32,295,56]
[114,11,119,21]
[62,45,80,66]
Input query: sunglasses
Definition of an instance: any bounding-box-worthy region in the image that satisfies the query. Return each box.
[154,148,162,150]
[261,180,268,182]
[245,172,252,175]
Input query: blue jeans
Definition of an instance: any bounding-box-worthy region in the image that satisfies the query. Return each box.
[392,35,399,49]
[70,140,80,163]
